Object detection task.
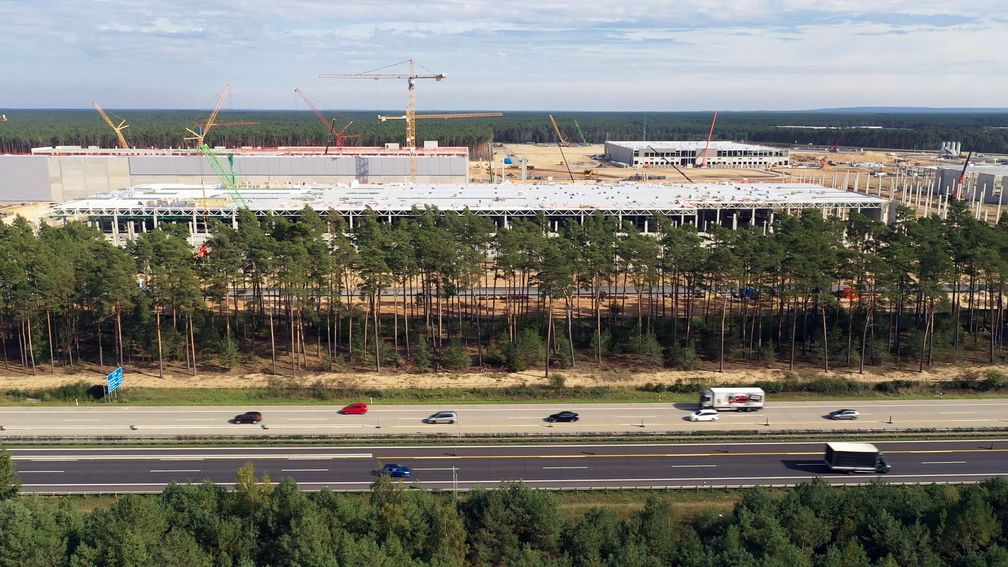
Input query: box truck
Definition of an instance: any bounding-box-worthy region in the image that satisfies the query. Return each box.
[698,387,765,412]
[824,442,891,474]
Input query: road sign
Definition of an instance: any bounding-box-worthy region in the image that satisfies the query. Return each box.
[107,367,123,393]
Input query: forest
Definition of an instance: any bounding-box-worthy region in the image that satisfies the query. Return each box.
[1,452,1008,566]
[3,109,1008,157]
[0,200,1006,379]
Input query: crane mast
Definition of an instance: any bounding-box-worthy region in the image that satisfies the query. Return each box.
[185,85,231,147]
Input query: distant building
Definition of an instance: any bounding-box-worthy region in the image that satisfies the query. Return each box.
[604,141,789,169]
[0,145,469,203]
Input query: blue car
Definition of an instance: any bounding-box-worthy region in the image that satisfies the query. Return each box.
[380,463,412,478]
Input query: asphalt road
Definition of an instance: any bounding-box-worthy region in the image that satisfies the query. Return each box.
[10,439,1008,494]
[1,399,1007,438]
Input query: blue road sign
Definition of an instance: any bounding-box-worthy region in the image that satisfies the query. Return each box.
[107,367,123,393]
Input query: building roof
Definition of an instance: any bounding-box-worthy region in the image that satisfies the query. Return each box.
[606,141,785,151]
[51,182,887,219]
[30,145,468,157]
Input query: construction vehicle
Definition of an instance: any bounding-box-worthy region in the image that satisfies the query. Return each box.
[198,144,246,208]
[548,115,570,147]
[93,102,130,149]
[294,88,360,152]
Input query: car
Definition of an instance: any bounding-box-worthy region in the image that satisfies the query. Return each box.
[546,411,579,423]
[233,411,262,424]
[689,409,719,422]
[339,402,368,415]
[423,411,458,424]
[828,409,860,420]
[379,463,412,478]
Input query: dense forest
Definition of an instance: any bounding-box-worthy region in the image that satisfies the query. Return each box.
[2,452,1008,566]
[0,200,1006,378]
[3,109,1008,156]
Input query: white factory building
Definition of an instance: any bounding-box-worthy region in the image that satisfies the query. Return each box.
[605,141,790,169]
[0,145,470,202]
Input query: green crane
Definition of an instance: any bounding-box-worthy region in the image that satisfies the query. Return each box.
[574,120,588,145]
[199,144,246,208]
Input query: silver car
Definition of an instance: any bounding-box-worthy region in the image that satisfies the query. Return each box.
[423,411,458,424]
[828,409,860,420]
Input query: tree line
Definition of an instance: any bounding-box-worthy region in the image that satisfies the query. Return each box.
[2,452,1008,566]
[3,110,1008,155]
[0,200,1006,378]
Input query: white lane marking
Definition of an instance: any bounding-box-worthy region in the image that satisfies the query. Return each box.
[921,461,967,465]
[174,418,215,422]
[413,467,461,471]
[150,469,201,473]
[618,415,656,418]
[508,417,542,419]
[18,470,64,473]
[939,411,977,414]
[62,419,103,422]
[287,418,327,421]
[793,462,823,466]
[667,464,717,468]
[17,453,372,462]
[281,468,328,472]
[543,466,589,470]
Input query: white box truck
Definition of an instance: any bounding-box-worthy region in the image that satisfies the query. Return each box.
[824,442,891,474]
[698,387,765,412]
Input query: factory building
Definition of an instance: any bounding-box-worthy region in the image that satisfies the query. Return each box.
[605,141,789,169]
[51,181,887,245]
[0,145,470,202]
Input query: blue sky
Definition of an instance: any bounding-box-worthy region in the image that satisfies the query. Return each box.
[1,0,1006,110]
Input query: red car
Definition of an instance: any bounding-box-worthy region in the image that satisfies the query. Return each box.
[339,402,368,415]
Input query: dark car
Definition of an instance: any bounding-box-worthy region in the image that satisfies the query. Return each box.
[233,411,262,424]
[380,463,412,478]
[827,409,860,420]
[339,402,368,415]
[546,411,579,423]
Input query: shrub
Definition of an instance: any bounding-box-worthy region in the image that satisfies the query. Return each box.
[667,343,700,370]
[217,337,239,369]
[548,374,566,389]
[413,335,432,372]
[507,328,545,372]
[441,341,472,370]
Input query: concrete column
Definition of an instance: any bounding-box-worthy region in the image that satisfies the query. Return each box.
[732,213,738,230]
[715,208,721,225]
[751,208,756,226]
[349,214,354,229]
[231,210,238,230]
[153,212,158,229]
[112,212,119,246]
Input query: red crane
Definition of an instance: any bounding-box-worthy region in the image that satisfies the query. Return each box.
[699,110,718,167]
[294,88,361,149]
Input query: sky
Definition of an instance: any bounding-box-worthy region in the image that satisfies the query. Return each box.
[1,0,1007,111]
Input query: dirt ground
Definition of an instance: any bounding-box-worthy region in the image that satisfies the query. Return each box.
[1,361,1004,391]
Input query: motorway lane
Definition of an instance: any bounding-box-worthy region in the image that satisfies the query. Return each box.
[1,399,1008,438]
[9,439,1008,494]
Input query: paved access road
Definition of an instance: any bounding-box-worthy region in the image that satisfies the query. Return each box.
[10,439,1008,494]
[1,399,1007,438]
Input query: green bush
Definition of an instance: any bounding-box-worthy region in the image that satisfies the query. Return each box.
[507,328,545,372]
[667,343,700,370]
[217,337,239,369]
[412,335,432,372]
[548,373,566,389]
[441,341,472,370]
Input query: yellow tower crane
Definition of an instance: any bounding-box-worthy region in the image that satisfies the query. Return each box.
[93,101,130,149]
[319,59,446,150]
[185,84,231,147]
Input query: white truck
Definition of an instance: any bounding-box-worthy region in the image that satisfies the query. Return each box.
[824,442,891,474]
[698,387,765,412]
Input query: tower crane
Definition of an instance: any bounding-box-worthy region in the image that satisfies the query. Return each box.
[185,85,230,147]
[93,101,130,149]
[293,88,361,151]
[699,111,718,167]
[319,59,445,149]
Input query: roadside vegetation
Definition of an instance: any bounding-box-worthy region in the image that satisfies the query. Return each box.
[1,200,1008,386]
[1,456,1008,566]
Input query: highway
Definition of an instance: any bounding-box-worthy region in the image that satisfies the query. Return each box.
[9,439,1008,494]
[1,399,1007,438]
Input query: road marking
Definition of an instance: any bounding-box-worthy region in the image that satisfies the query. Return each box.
[618,415,656,418]
[939,411,977,414]
[17,453,373,462]
[543,466,589,470]
[18,470,64,474]
[288,418,327,421]
[793,462,823,466]
[921,461,967,465]
[384,447,1008,460]
[413,467,461,471]
[174,418,215,422]
[150,469,201,473]
[508,416,542,419]
[62,419,103,422]
[281,468,329,472]
[667,464,716,468]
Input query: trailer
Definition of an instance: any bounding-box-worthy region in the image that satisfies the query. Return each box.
[698,387,765,412]
[824,442,891,474]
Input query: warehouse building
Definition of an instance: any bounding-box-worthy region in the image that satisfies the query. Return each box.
[0,145,469,202]
[605,141,789,169]
[50,181,887,245]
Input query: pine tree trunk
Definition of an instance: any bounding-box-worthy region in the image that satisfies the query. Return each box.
[97,321,104,367]
[719,292,727,373]
[26,315,36,376]
[46,310,55,374]
[156,309,164,378]
[821,303,829,372]
[116,305,124,368]
[189,313,197,376]
[269,309,277,375]
[373,292,381,371]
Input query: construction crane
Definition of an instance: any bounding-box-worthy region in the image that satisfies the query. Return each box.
[198,143,246,208]
[574,120,588,145]
[93,101,130,149]
[548,115,570,146]
[293,88,361,151]
[185,85,231,147]
[319,59,445,149]
[698,111,718,167]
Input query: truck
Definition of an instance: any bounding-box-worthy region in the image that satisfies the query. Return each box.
[698,387,765,412]
[824,442,891,474]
